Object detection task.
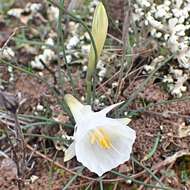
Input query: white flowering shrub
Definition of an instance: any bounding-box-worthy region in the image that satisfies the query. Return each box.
[132,0,190,68]
[132,0,190,97]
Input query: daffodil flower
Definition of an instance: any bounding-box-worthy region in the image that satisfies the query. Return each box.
[64,94,136,176]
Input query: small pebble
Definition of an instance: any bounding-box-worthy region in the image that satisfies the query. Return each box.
[30,175,39,183]
[36,104,44,111]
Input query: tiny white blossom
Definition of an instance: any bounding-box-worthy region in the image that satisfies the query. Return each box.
[7,8,23,18]
[64,94,136,176]
[44,38,54,47]
[43,49,56,62]
[47,6,59,21]
[177,49,190,68]
[146,14,164,30]
[36,104,44,111]
[31,58,44,70]
[168,18,178,31]
[167,34,179,53]
[144,65,154,72]
[82,65,88,72]
[170,68,183,78]
[81,45,91,55]
[97,60,105,69]
[0,47,15,60]
[98,68,106,78]
[178,16,185,23]
[168,18,187,36]
[66,36,80,50]
[175,0,183,8]
[30,175,39,183]
[171,75,188,97]
[26,3,42,14]
[136,0,151,8]
[155,6,167,18]
[68,21,79,35]
[31,38,55,70]
[66,55,72,63]
[163,75,174,83]
[155,32,162,38]
[165,0,171,6]
[8,66,13,73]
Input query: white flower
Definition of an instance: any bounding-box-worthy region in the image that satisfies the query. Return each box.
[64,94,136,176]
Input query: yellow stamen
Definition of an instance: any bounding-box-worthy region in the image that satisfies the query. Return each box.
[90,132,96,144]
[89,128,112,149]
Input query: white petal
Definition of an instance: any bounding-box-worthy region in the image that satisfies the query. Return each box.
[74,113,123,140]
[64,94,92,124]
[75,118,136,176]
[64,142,76,162]
[99,101,124,116]
[116,118,131,125]
[168,18,178,28]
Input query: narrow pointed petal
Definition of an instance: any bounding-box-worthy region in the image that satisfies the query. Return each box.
[64,94,85,123]
[99,101,124,116]
[64,142,76,162]
[116,118,131,125]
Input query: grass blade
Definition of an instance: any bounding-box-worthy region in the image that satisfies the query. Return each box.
[62,167,84,190]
